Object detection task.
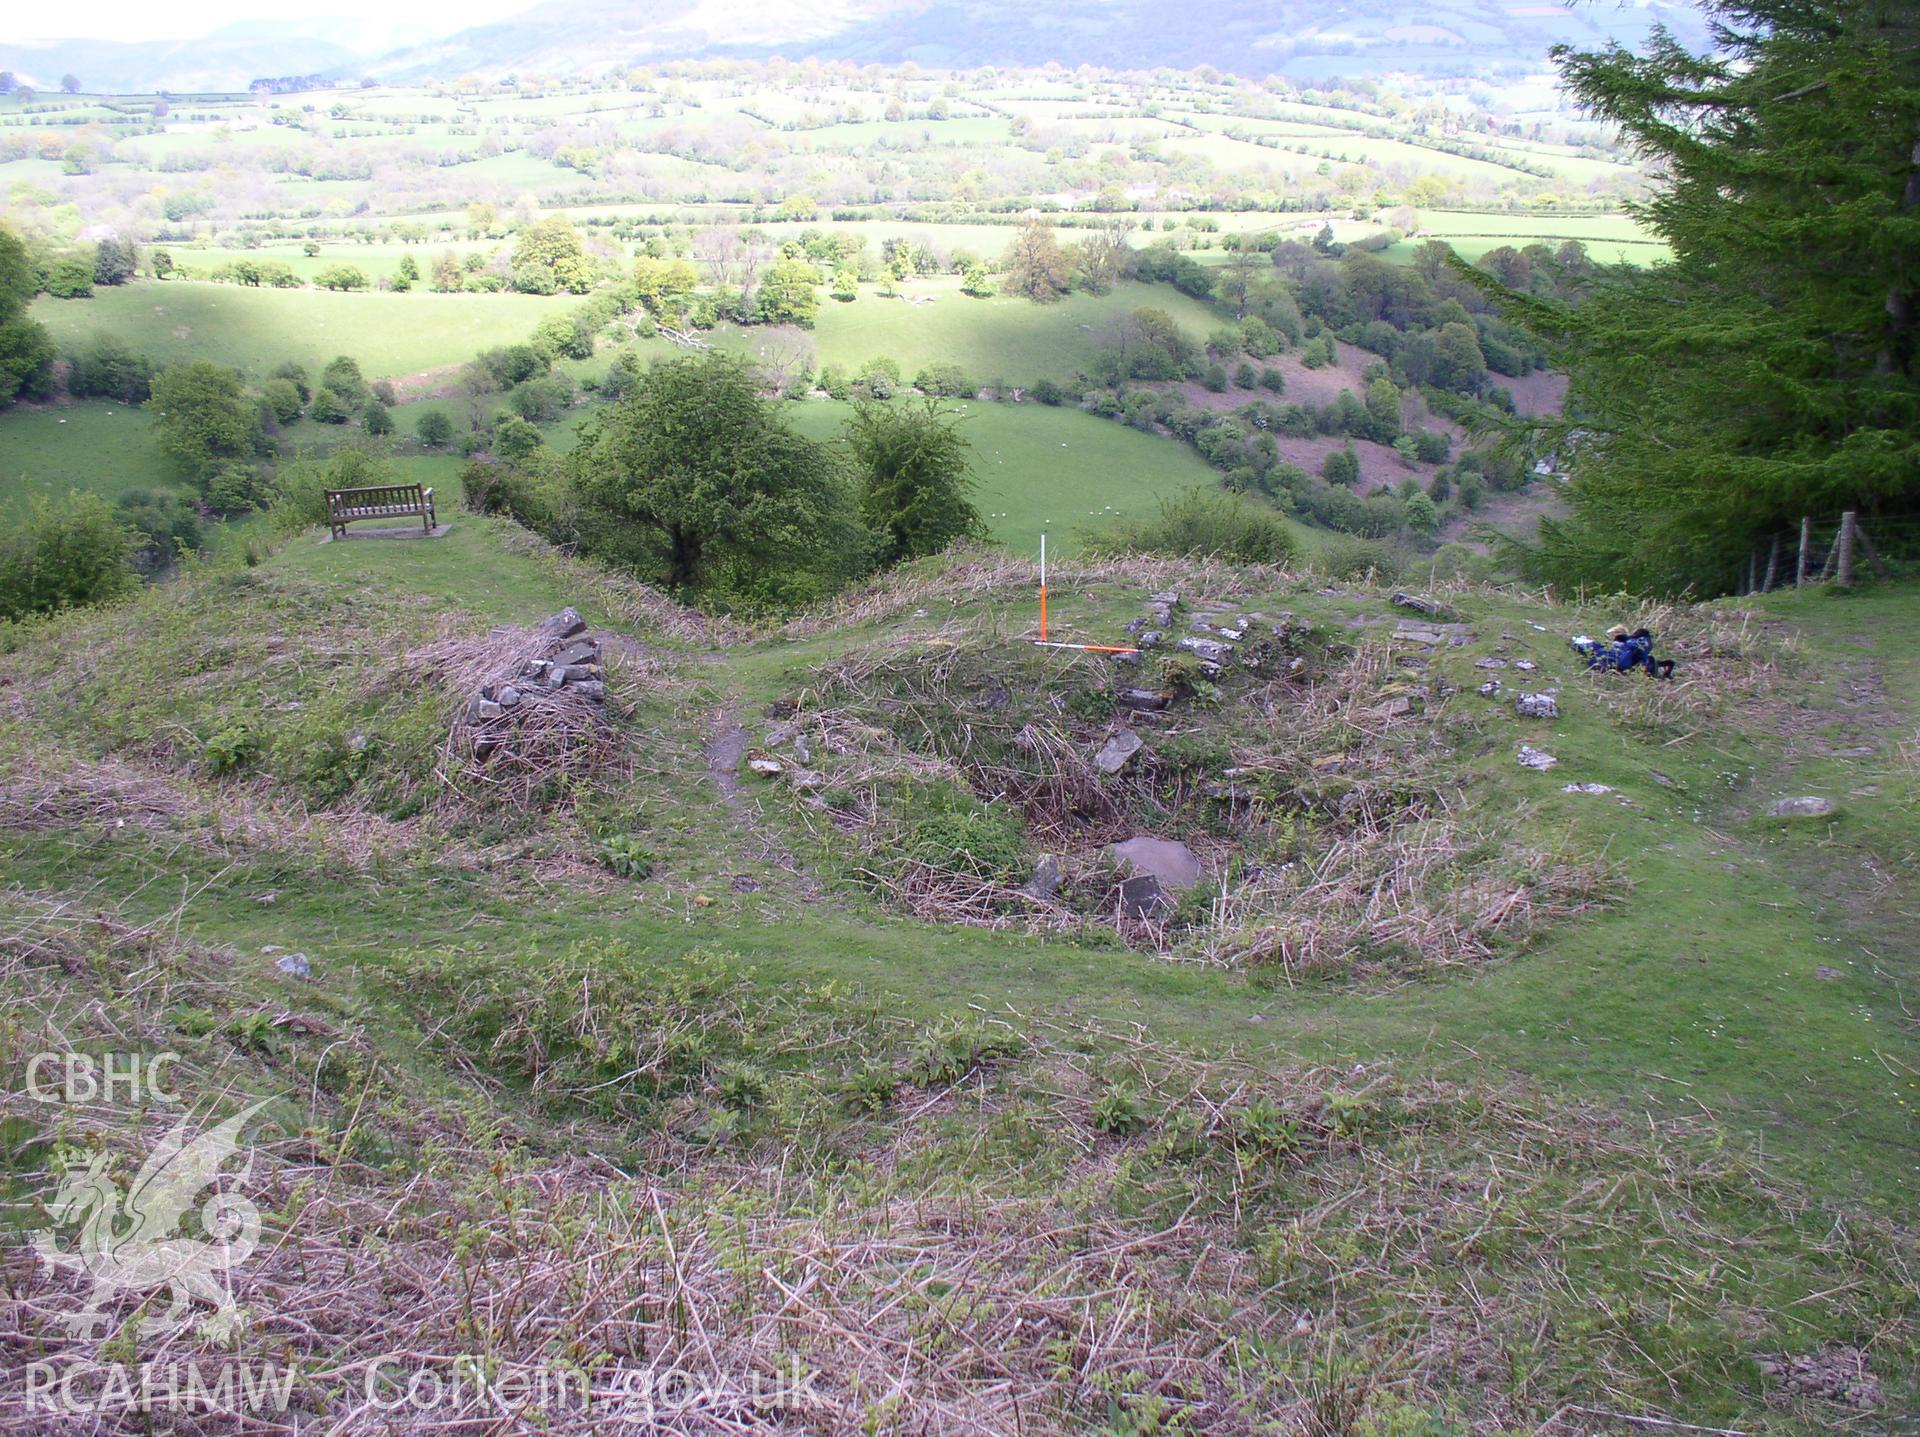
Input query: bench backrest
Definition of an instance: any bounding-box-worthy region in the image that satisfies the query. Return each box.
[326,484,426,517]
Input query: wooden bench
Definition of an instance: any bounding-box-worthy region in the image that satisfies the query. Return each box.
[325,483,436,539]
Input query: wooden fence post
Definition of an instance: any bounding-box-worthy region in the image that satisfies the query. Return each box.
[1762,533,1780,592]
[1796,516,1811,588]
[1836,511,1857,587]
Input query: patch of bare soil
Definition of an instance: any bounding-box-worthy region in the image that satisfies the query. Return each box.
[1757,1346,1882,1410]
[386,363,466,403]
[1261,336,1380,407]
[1501,367,1568,418]
[1264,433,1420,493]
[1437,479,1566,550]
[705,722,747,800]
[704,713,821,897]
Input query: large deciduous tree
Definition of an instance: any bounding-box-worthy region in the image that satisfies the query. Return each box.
[0,226,54,407]
[847,399,981,565]
[630,256,699,315]
[512,216,595,295]
[569,354,850,590]
[148,362,258,481]
[1001,218,1071,303]
[755,255,822,327]
[1491,0,1920,593]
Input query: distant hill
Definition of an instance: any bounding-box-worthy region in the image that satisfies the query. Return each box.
[370,0,1707,81]
[4,0,1707,93]
[0,18,429,95]
[0,32,365,96]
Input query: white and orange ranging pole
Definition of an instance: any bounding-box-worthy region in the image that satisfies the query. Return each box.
[1030,533,1140,654]
[1039,533,1048,640]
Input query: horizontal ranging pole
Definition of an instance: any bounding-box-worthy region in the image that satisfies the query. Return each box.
[1031,534,1140,655]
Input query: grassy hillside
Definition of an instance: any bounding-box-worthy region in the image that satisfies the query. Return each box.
[811,277,1222,386]
[788,398,1234,556]
[29,281,574,382]
[2,521,1914,1429]
[0,401,181,515]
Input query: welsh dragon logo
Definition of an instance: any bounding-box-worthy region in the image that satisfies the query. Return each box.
[32,1100,271,1340]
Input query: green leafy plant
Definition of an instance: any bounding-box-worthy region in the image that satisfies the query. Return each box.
[1236,1098,1304,1156]
[843,1065,898,1113]
[598,833,655,879]
[1145,1110,1208,1163]
[901,786,1026,880]
[904,1022,1021,1089]
[202,724,257,776]
[1325,1090,1381,1140]
[1157,655,1221,706]
[715,1062,769,1110]
[1092,1084,1153,1136]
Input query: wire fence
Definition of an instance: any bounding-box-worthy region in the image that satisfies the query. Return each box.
[1733,511,1919,595]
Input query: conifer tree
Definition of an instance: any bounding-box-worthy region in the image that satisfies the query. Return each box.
[1491,0,1920,592]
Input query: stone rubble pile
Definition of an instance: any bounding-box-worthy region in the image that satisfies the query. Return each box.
[460,607,609,759]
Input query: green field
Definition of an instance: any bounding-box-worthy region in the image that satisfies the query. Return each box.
[0,401,183,515]
[813,276,1221,386]
[174,238,498,285]
[29,281,574,382]
[788,398,1231,557]
[0,381,1235,567]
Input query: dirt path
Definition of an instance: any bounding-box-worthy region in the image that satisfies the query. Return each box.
[705,723,748,800]
[702,713,821,897]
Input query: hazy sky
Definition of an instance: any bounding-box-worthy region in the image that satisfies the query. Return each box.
[15,0,531,43]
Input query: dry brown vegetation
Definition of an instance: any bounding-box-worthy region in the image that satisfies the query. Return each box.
[1,903,1911,1435]
[777,588,1616,975]
[404,624,635,815]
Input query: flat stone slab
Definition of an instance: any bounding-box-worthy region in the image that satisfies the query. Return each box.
[322,523,453,542]
[1767,796,1836,819]
[537,608,588,641]
[1116,874,1168,918]
[1107,835,1203,890]
[1094,729,1145,774]
[1175,637,1234,664]
[1022,853,1064,900]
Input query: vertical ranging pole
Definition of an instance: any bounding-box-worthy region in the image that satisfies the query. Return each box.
[1039,534,1048,641]
[1028,535,1138,653]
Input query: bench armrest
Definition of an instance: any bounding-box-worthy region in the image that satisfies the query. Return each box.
[421,487,434,503]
